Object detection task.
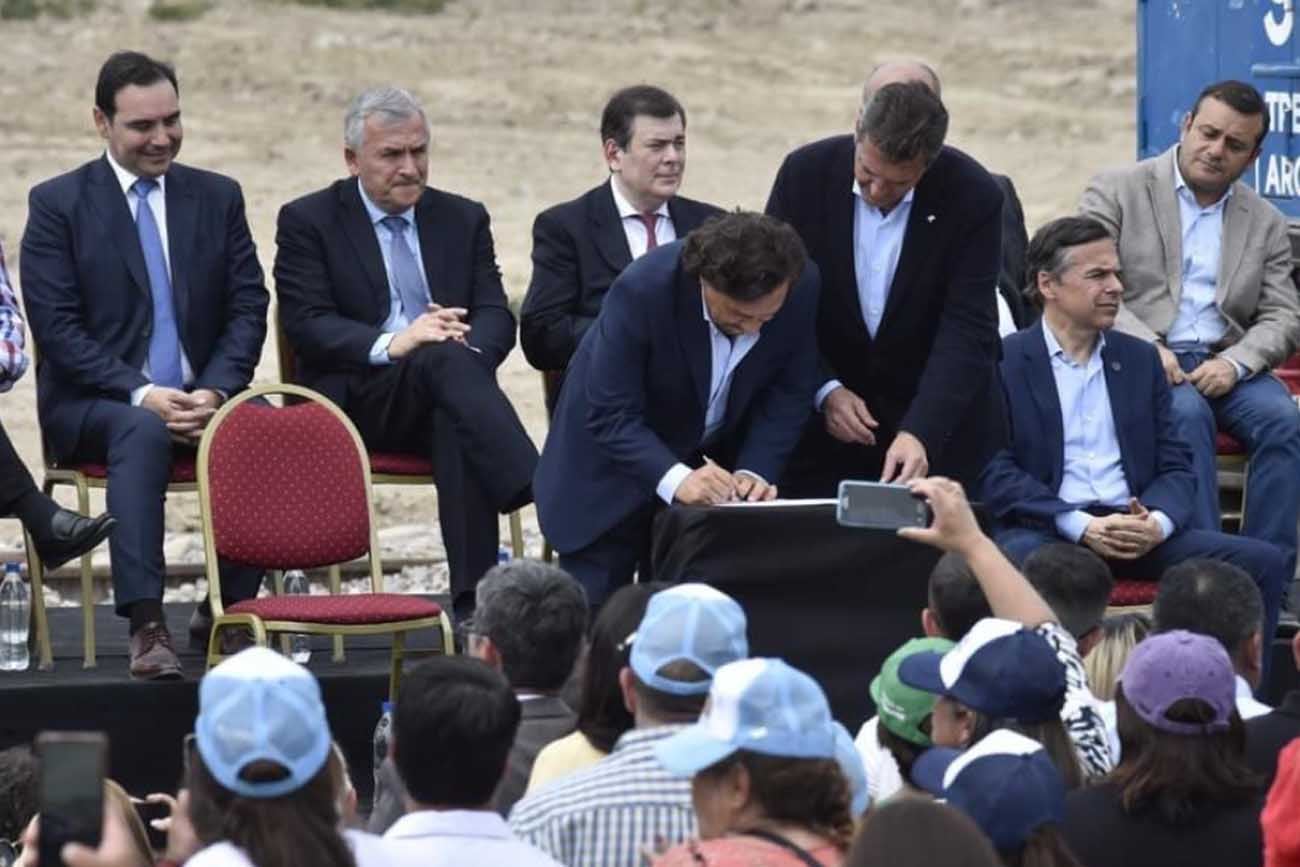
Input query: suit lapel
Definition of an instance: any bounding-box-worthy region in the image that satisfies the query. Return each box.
[339,180,392,319]
[590,183,633,274]
[1217,192,1250,306]
[86,157,150,300]
[878,182,931,332]
[675,266,711,415]
[1099,337,1138,482]
[1023,323,1066,485]
[830,140,870,343]
[164,167,197,342]
[1148,151,1184,307]
[414,189,447,305]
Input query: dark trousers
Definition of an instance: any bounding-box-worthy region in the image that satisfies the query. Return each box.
[997,524,1288,686]
[71,400,263,617]
[559,502,657,610]
[0,417,38,516]
[342,342,538,620]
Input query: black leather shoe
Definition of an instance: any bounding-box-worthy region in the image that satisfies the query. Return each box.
[33,509,117,572]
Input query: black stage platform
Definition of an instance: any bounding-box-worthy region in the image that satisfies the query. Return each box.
[0,599,450,808]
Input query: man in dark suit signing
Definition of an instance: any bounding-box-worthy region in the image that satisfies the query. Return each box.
[534,212,820,605]
[274,87,537,623]
[20,51,269,678]
[767,80,1005,495]
[978,215,1286,654]
[520,85,722,381]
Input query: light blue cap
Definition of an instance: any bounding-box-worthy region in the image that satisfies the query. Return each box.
[630,583,748,696]
[195,646,332,799]
[655,658,837,776]
[833,721,871,816]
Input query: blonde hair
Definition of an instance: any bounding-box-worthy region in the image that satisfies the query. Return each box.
[1084,612,1151,701]
[103,779,152,867]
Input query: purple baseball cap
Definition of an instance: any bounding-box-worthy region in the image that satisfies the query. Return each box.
[1118,630,1235,735]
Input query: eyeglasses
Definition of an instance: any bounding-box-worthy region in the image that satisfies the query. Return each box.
[0,837,22,867]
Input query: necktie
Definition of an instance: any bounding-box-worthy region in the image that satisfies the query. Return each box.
[380,216,430,321]
[636,212,659,252]
[132,178,183,388]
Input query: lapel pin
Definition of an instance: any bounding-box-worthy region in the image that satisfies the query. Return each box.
[1110,361,1121,372]
[926,214,936,223]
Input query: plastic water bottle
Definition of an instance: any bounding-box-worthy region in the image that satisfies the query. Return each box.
[373,701,393,790]
[283,570,311,664]
[0,563,30,672]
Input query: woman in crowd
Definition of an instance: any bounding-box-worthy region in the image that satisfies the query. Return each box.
[14,779,153,867]
[911,729,1084,867]
[1082,612,1150,702]
[527,581,665,792]
[845,797,1001,867]
[182,646,388,867]
[1062,630,1265,867]
[652,658,856,867]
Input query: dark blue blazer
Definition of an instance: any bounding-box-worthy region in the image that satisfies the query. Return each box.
[520,182,722,372]
[274,179,516,408]
[977,322,1195,532]
[534,242,821,553]
[20,157,269,459]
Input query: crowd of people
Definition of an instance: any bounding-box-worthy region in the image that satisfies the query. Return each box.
[0,33,1298,867]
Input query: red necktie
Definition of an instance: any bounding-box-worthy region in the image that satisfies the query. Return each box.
[637,213,659,251]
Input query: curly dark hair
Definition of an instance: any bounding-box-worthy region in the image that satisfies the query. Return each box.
[681,211,806,301]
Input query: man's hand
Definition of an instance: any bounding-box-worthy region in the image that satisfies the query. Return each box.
[822,386,878,446]
[1186,357,1239,398]
[674,464,738,505]
[388,305,471,359]
[1155,343,1185,386]
[166,389,222,442]
[734,472,777,502]
[1080,500,1163,560]
[897,476,984,556]
[140,385,192,422]
[880,431,929,484]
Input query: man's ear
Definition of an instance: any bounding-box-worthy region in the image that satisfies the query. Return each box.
[618,666,637,716]
[93,106,110,141]
[1291,630,1300,673]
[603,138,623,173]
[921,608,941,638]
[472,634,504,672]
[1078,626,1102,659]
[1245,630,1264,686]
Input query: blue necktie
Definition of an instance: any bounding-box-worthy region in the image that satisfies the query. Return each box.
[132,178,183,388]
[380,215,430,321]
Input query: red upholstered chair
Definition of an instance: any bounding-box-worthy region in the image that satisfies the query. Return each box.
[1107,579,1158,612]
[196,384,453,700]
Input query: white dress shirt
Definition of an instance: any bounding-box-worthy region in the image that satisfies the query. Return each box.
[815,180,913,409]
[386,808,563,867]
[1043,325,1173,543]
[356,180,434,365]
[655,294,762,504]
[609,176,675,257]
[1167,153,1232,347]
[105,149,195,404]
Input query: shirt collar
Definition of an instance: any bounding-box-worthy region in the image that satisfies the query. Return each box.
[850,178,914,213]
[105,149,166,199]
[1042,320,1106,365]
[611,723,691,754]
[357,177,415,229]
[385,809,512,841]
[609,176,670,220]
[1172,148,1232,210]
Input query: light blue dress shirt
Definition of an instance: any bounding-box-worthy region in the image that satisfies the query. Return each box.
[1045,325,1174,543]
[1166,154,1232,347]
[654,294,762,504]
[358,180,432,366]
[815,179,913,409]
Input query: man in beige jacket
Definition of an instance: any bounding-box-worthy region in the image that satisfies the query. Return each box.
[1080,79,1300,589]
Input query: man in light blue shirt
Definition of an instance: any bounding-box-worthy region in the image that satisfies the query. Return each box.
[1081,80,1300,591]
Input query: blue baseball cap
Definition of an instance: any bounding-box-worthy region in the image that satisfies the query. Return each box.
[195,647,332,799]
[911,729,1066,851]
[629,583,748,696]
[655,658,837,776]
[898,618,1067,723]
[833,721,871,816]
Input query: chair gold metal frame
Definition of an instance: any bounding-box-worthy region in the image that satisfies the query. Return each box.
[197,383,453,701]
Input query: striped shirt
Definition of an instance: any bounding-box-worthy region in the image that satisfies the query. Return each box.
[1035,622,1114,780]
[0,243,26,392]
[509,725,696,867]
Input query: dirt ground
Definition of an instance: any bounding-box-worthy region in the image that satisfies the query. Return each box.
[0,0,1137,555]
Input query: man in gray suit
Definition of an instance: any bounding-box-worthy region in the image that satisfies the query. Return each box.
[1080,80,1300,582]
[369,560,586,828]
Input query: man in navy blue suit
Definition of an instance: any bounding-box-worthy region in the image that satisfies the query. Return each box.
[274,87,537,624]
[20,52,269,678]
[978,215,1286,651]
[520,85,722,379]
[534,212,820,605]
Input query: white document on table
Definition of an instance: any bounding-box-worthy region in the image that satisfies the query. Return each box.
[714,498,838,508]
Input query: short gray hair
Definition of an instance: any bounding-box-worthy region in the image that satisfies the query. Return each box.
[473,559,588,691]
[343,86,429,150]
